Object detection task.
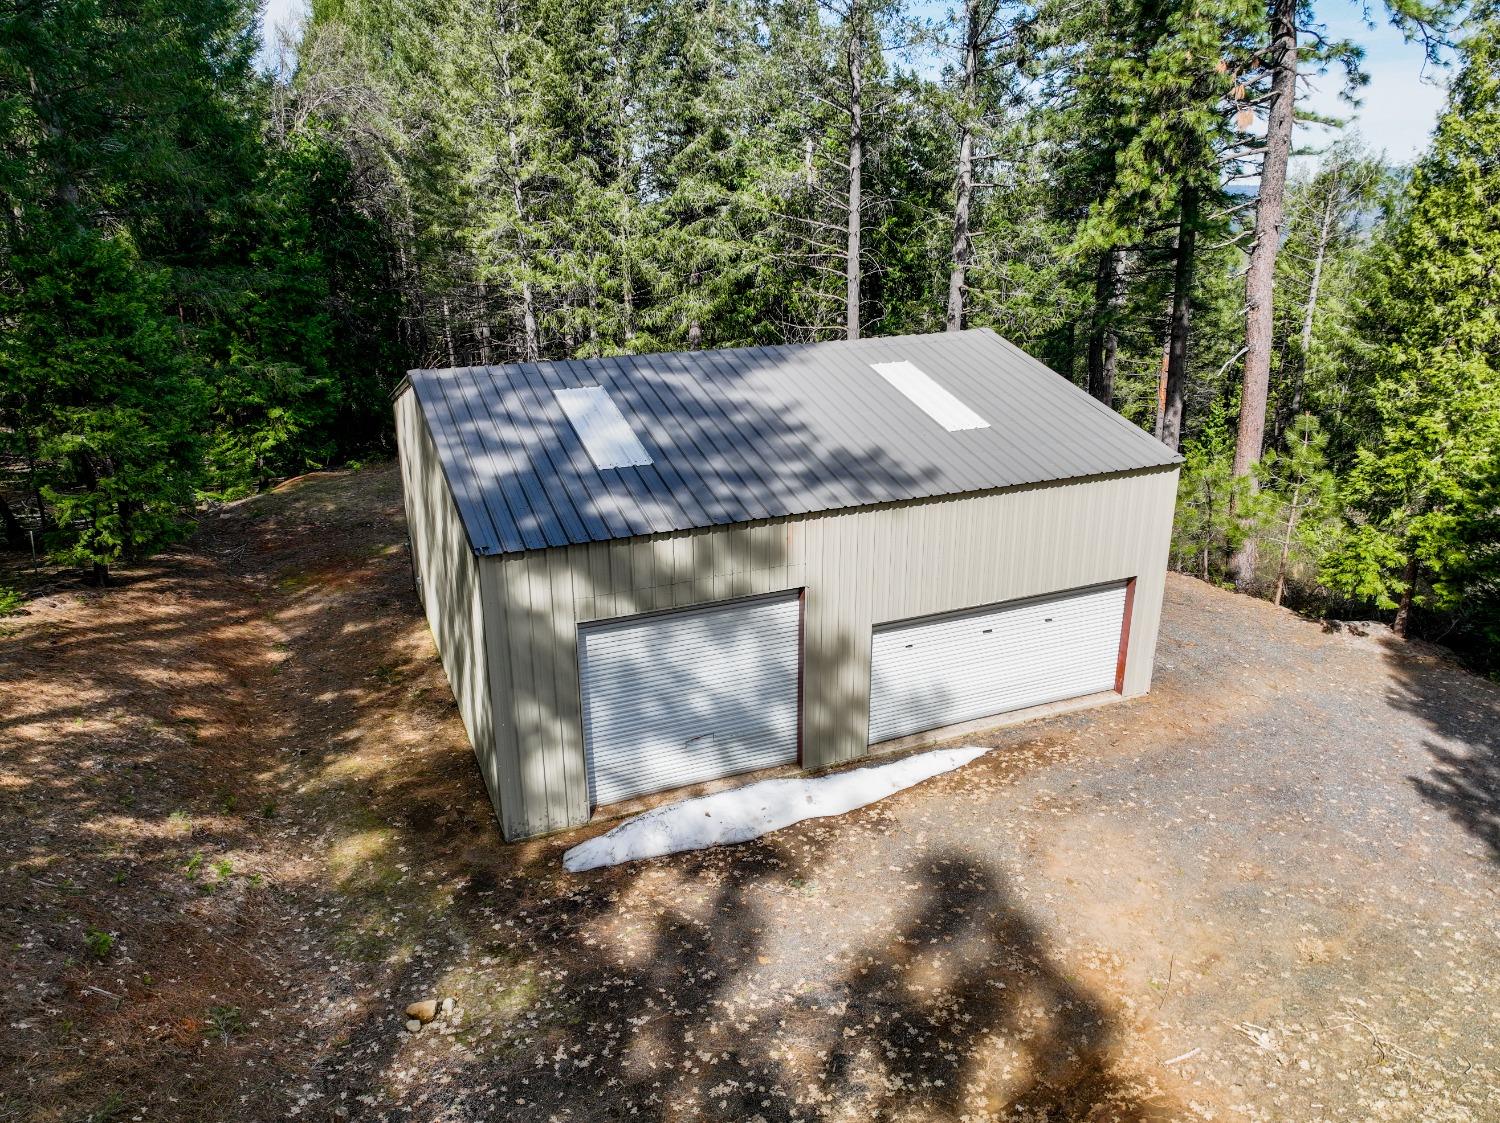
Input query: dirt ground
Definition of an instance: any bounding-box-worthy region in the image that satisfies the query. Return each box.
[1,463,1496,1123]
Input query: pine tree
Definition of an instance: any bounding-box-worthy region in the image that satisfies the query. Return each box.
[1267,141,1386,444]
[633,0,769,349]
[1257,413,1337,606]
[1322,9,1500,636]
[0,0,261,574]
[940,0,1029,331]
[1054,0,1257,427]
[0,228,204,579]
[1229,0,1450,587]
[750,0,904,340]
[1171,401,1257,580]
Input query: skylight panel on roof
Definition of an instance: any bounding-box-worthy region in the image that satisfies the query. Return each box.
[869,361,989,432]
[553,386,653,470]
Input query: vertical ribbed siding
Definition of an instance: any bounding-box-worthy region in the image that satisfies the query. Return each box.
[393,392,498,823]
[475,465,1179,839]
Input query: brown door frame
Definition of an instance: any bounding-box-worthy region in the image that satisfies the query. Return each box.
[1113,577,1137,693]
[795,586,807,765]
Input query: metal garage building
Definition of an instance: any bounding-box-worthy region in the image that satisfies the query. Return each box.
[393,328,1180,841]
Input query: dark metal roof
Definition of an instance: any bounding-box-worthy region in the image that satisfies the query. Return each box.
[403,328,1181,557]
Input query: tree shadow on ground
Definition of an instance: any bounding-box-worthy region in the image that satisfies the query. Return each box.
[307,832,1185,1121]
[1380,639,1500,864]
[2,465,1189,1122]
[218,465,1188,1121]
[0,549,317,1120]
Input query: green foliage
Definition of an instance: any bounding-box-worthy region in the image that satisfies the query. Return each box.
[205,1004,244,1042]
[2,228,205,569]
[1268,141,1389,447]
[0,0,405,571]
[1064,0,1256,255]
[0,0,1494,670]
[83,928,115,959]
[1172,402,1257,580]
[0,585,22,616]
[1319,521,1406,608]
[1323,13,1500,637]
[1256,414,1339,604]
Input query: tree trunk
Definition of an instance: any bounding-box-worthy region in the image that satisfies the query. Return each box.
[688,270,703,349]
[1230,0,1297,588]
[1291,194,1335,417]
[845,6,863,341]
[477,284,493,365]
[519,279,539,361]
[500,76,540,361]
[74,452,109,586]
[27,67,79,209]
[1272,481,1300,607]
[946,0,980,332]
[1299,197,1333,358]
[1393,551,1418,637]
[1085,250,1119,406]
[0,495,26,550]
[22,429,49,535]
[612,9,636,347]
[1154,340,1170,440]
[440,296,457,368]
[621,251,635,344]
[1160,188,1197,452]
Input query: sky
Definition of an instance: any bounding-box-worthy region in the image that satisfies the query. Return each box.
[257,0,307,73]
[253,0,1454,165]
[1297,3,1453,165]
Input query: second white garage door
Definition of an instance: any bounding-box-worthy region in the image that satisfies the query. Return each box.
[868,581,1130,743]
[578,592,802,807]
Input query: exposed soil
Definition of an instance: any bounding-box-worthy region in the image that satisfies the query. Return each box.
[0,464,1495,1122]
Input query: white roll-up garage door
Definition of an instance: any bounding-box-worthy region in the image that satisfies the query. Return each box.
[578,592,802,807]
[869,581,1129,744]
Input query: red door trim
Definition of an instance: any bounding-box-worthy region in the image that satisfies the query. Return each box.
[1114,577,1137,693]
[795,586,807,766]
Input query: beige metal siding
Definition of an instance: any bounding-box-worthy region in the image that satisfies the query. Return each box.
[393,390,500,825]
[479,465,1178,840]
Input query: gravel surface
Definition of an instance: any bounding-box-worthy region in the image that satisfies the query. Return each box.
[2,465,1495,1122]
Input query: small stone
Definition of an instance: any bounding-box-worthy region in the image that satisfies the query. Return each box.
[441,997,455,1016]
[405,1019,421,1033]
[405,999,438,1023]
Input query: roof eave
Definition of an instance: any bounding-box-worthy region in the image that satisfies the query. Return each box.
[464,459,1182,559]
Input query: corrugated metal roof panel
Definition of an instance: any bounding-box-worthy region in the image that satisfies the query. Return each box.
[404,328,1181,556]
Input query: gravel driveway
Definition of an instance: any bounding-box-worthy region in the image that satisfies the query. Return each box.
[324,531,1499,1121]
[5,466,1495,1122]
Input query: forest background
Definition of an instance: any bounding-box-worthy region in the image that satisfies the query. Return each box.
[1,0,1496,669]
